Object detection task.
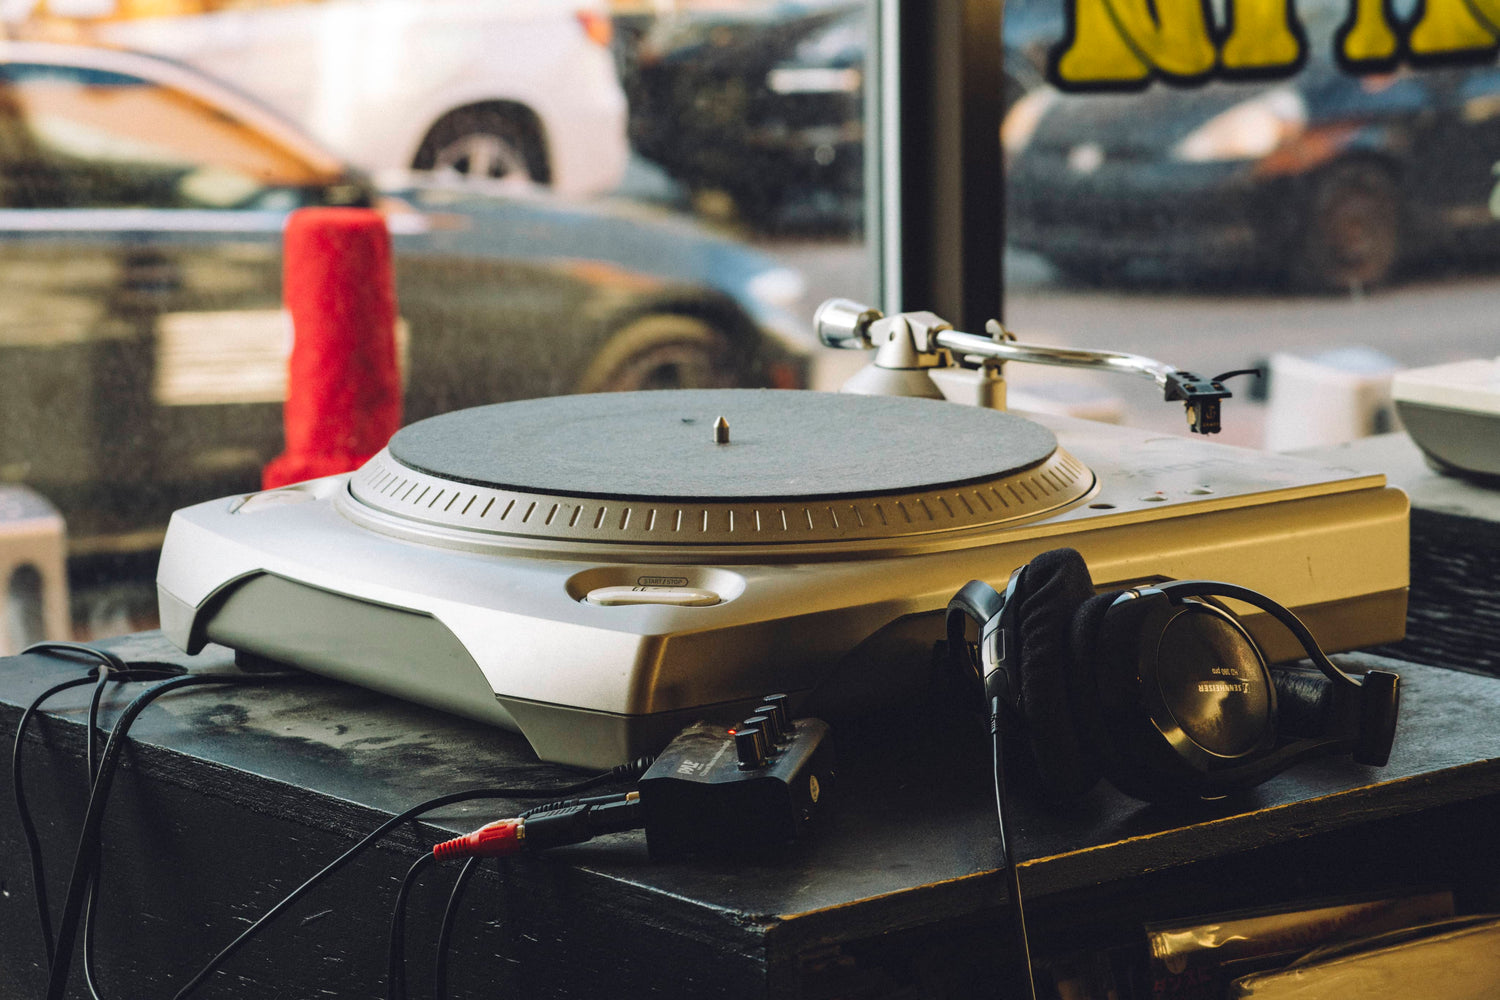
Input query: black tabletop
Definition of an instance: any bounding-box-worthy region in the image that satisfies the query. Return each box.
[5,631,1500,965]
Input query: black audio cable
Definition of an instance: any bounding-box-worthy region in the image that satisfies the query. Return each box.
[171,759,650,1000]
[388,853,438,1000]
[79,660,189,1000]
[384,790,643,999]
[13,672,96,967]
[433,857,483,1000]
[45,669,302,1000]
[14,638,651,1000]
[943,603,1041,1000]
[12,642,186,985]
[389,789,648,1000]
[990,696,1039,1000]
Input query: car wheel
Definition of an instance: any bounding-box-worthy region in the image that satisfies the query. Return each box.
[413,106,550,185]
[578,314,738,393]
[1295,162,1400,293]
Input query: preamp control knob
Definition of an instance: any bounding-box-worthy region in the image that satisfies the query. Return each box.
[760,694,791,735]
[755,705,788,745]
[735,717,770,769]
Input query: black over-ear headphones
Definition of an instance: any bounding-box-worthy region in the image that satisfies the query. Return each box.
[945,548,1401,803]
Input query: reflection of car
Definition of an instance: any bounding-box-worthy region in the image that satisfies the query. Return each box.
[1005,62,1500,291]
[624,0,1061,229]
[0,42,808,554]
[627,2,866,228]
[95,0,630,196]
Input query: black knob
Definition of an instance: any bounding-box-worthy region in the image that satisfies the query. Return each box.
[755,705,788,745]
[760,694,791,735]
[735,718,770,769]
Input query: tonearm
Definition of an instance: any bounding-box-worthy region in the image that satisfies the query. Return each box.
[814,299,1259,434]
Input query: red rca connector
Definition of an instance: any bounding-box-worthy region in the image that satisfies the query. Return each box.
[432,819,523,860]
[430,793,644,861]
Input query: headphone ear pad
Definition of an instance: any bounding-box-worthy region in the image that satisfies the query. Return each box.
[1013,548,1103,800]
[1069,590,1153,796]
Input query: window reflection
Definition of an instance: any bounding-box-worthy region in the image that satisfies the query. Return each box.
[0,4,872,639]
[1002,0,1500,447]
[0,63,342,209]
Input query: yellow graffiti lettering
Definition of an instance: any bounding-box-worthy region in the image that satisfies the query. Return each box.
[1054,0,1217,85]
[1053,0,1500,88]
[1337,0,1401,63]
[1222,0,1305,70]
[1408,0,1498,57]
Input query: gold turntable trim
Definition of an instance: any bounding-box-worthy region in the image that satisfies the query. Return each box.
[345,446,1096,546]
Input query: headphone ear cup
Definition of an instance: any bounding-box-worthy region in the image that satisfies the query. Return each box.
[1069,589,1166,800]
[1272,668,1334,737]
[1013,548,1103,800]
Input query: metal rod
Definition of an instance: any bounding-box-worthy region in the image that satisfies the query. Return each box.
[934,329,1178,389]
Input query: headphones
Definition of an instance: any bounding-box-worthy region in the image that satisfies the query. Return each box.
[945,548,1401,803]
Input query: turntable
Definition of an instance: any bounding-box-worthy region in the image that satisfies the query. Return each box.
[157,309,1409,769]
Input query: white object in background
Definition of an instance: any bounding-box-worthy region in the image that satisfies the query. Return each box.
[1004,381,1126,425]
[0,486,70,656]
[99,0,630,198]
[1264,348,1400,452]
[1391,357,1500,481]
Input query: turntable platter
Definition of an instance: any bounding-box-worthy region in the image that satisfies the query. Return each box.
[347,390,1095,546]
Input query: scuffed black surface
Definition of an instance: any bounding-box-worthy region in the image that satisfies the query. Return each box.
[1374,509,1500,676]
[3,634,1499,998]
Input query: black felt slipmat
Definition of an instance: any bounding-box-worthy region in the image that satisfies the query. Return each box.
[388,390,1059,501]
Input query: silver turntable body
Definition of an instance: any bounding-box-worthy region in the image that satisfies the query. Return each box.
[157,389,1408,768]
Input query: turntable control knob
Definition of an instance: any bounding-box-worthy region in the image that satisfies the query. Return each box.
[735,718,771,769]
[584,585,721,607]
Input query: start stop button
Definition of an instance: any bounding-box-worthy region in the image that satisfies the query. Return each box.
[584,585,721,607]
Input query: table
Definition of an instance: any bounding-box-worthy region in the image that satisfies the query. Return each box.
[4,627,1500,999]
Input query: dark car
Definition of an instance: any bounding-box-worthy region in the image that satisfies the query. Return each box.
[626,2,867,228]
[1005,58,1500,292]
[0,42,810,554]
[624,0,1063,230]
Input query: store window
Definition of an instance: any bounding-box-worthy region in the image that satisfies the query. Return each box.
[0,62,347,208]
[0,1,874,635]
[9,0,1493,636]
[1001,0,1500,448]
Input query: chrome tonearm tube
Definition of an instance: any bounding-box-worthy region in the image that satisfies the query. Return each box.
[813,299,1259,434]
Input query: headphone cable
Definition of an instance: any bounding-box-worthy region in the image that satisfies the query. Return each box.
[991,696,1039,1000]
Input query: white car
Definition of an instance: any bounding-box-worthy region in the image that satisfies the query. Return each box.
[96,0,630,197]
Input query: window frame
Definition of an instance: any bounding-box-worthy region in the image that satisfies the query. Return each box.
[869,0,1004,329]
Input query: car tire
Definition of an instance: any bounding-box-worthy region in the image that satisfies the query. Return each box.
[1295,162,1400,293]
[578,314,738,393]
[413,105,550,185]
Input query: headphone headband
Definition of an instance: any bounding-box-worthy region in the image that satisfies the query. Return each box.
[1147,579,1363,692]
[1137,580,1400,766]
